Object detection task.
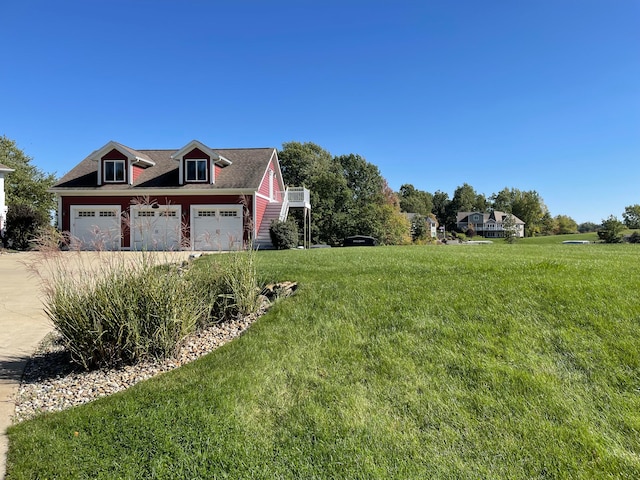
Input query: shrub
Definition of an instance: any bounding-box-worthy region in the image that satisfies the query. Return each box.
[3,203,49,250]
[269,219,298,249]
[597,215,625,243]
[627,231,640,244]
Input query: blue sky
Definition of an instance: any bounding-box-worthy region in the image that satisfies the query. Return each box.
[1,0,638,224]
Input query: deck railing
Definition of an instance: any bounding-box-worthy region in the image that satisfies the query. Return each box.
[287,187,310,206]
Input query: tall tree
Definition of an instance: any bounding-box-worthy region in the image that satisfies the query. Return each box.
[398,184,433,216]
[431,190,450,228]
[278,141,333,188]
[622,204,640,229]
[0,136,56,218]
[491,187,547,237]
[502,213,519,244]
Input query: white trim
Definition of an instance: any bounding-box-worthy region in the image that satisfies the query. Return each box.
[252,194,257,240]
[91,141,155,167]
[171,140,233,167]
[184,158,208,183]
[103,159,126,183]
[255,192,271,202]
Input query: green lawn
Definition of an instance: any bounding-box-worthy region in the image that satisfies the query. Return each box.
[7,244,640,479]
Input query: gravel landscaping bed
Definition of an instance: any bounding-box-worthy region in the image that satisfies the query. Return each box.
[14,313,261,423]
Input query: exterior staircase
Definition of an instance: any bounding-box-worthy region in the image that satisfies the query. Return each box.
[253,187,311,250]
[254,201,285,249]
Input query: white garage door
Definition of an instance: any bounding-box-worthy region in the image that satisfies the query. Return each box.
[191,205,243,251]
[131,205,181,251]
[71,206,121,250]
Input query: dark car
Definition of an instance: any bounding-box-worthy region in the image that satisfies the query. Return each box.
[342,235,378,247]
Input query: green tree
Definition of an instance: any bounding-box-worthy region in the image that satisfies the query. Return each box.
[622,204,640,229]
[371,181,411,245]
[597,215,625,243]
[279,142,351,245]
[502,213,518,244]
[279,142,407,245]
[278,141,333,188]
[0,136,56,219]
[490,187,548,237]
[539,211,556,235]
[398,184,433,216]
[431,190,450,228]
[554,215,578,234]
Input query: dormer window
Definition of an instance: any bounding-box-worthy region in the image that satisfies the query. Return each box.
[104,160,125,183]
[186,159,208,182]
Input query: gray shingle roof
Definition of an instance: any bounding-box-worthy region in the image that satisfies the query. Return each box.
[457,211,525,224]
[52,147,276,191]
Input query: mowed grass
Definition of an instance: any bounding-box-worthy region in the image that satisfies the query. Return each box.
[7,244,640,478]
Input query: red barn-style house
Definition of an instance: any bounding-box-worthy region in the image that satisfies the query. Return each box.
[51,140,311,251]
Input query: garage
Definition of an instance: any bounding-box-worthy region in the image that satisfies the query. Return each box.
[191,205,243,251]
[131,205,182,251]
[70,206,122,250]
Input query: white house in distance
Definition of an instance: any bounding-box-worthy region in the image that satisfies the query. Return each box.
[404,213,438,238]
[456,211,525,238]
[0,163,14,237]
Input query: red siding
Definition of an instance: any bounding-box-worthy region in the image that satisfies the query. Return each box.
[102,149,127,160]
[132,166,144,183]
[258,160,282,200]
[61,194,254,250]
[183,148,209,160]
[255,196,269,235]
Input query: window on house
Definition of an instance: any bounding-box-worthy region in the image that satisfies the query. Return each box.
[104,160,125,182]
[186,159,207,182]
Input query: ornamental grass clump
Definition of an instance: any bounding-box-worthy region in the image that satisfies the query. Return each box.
[218,248,263,318]
[34,239,262,370]
[44,260,211,369]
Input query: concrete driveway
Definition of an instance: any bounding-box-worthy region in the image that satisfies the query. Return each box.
[0,252,53,480]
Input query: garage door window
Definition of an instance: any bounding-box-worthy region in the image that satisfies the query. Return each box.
[198,210,216,217]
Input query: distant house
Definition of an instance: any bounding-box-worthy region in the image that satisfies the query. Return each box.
[50,140,311,251]
[456,211,525,238]
[0,163,14,237]
[405,213,438,238]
